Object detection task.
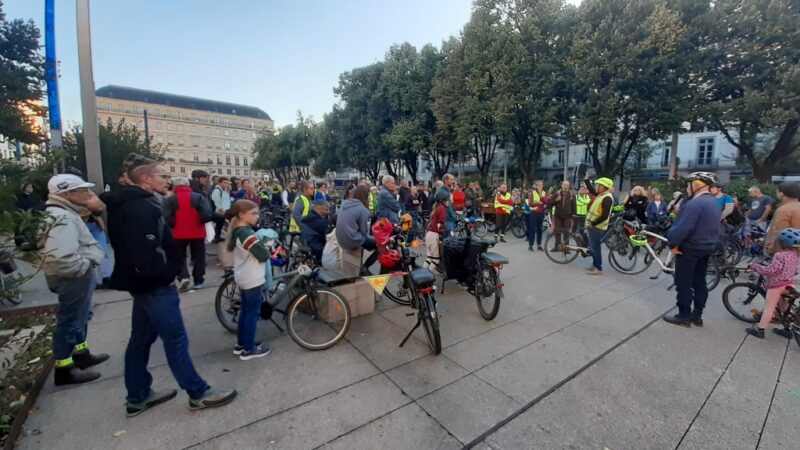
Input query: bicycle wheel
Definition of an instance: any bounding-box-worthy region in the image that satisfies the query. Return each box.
[473,221,488,238]
[286,287,351,350]
[608,242,649,275]
[511,217,527,238]
[486,220,497,233]
[418,292,442,354]
[382,273,412,306]
[706,258,721,292]
[722,282,765,323]
[474,266,501,320]
[719,236,743,266]
[543,231,579,264]
[214,277,240,333]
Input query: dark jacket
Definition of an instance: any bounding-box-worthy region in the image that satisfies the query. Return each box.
[376,186,401,224]
[101,185,180,293]
[335,198,371,251]
[624,195,648,223]
[16,192,44,211]
[667,193,721,251]
[404,193,421,213]
[645,201,668,225]
[548,190,576,219]
[300,211,329,260]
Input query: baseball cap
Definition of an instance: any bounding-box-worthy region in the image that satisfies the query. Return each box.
[191,169,209,179]
[48,174,95,194]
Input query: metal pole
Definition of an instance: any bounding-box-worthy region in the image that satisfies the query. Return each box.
[503,147,507,184]
[76,0,103,190]
[563,140,570,183]
[143,109,150,150]
[669,132,679,181]
[45,0,63,148]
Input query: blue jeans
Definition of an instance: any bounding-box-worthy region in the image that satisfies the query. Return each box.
[238,285,264,352]
[47,270,96,360]
[528,214,545,246]
[587,228,605,271]
[125,285,208,402]
[674,247,712,318]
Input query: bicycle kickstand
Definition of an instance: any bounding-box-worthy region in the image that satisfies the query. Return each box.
[399,316,422,348]
[270,318,284,332]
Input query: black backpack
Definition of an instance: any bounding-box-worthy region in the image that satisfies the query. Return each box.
[725,207,745,226]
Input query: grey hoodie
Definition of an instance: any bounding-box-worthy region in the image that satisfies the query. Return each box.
[335,198,371,251]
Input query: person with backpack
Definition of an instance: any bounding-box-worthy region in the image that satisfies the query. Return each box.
[164,177,213,291]
[42,174,109,385]
[209,177,232,242]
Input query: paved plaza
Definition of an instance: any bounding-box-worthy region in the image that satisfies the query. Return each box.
[15,237,800,449]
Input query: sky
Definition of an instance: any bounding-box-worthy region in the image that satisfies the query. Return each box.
[3,0,481,129]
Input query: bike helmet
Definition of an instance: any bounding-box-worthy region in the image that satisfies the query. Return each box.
[400,213,413,233]
[629,235,648,247]
[378,249,401,269]
[685,171,718,186]
[595,177,614,189]
[611,204,624,214]
[778,228,800,248]
[256,228,279,249]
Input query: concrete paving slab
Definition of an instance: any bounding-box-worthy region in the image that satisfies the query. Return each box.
[417,374,519,444]
[194,374,411,449]
[321,403,462,450]
[385,354,468,400]
[757,343,800,450]
[679,336,788,450]
[344,311,432,371]
[21,336,379,449]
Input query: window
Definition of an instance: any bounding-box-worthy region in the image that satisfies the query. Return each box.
[583,148,590,163]
[224,129,230,136]
[166,123,174,131]
[180,167,186,173]
[244,170,249,175]
[243,157,248,166]
[697,137,714,165]
[251,132,257,139]
[557,150,564,164]
[250,122,255,129]
[206,139,211,148]
[217,155,222,164]
[235,169,240,175]
[233,142,239,150]
[227,169,231,175]
[177,124,183,132]
[234,156,240,166]
[226,155,231,165]
[169,166,175,173]
[224,142,230,149]
[661,145,671,167]
[157,136,164,144]
[193,154,199,163]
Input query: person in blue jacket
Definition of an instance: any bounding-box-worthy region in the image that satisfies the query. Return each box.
[663,172,722,328]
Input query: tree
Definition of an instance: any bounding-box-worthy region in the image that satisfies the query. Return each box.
[66,118,165,187]
[693,0,800,182]
[252,113,319,183]
[0,1,46,144]
[567,0,692,178]
[429,37,466,178]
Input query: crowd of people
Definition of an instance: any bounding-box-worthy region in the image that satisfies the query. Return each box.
[26,150,800,419]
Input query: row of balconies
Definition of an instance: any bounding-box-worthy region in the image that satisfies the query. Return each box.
[549,155,748,170]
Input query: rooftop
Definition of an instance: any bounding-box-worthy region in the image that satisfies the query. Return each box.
[95,85,271,120]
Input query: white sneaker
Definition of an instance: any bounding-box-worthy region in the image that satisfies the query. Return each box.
[178,278,191,292]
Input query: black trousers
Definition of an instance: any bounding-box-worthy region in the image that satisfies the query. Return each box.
[175,239,206,284]
[674,247,712,318]
[495,214,509,235]
[211,213,225,240]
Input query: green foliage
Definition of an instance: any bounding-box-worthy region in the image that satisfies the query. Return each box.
[252,113,318,182]
[0,2,46,144]
[723,178,777,203]
[66,118,165,188]
[0,148,70,211]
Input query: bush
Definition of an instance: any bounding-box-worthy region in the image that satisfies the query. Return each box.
[723,178,777,202]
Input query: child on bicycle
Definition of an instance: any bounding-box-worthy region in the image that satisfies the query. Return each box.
[224,199,272,360]
[425,192,449,269]
[747,227,800,339]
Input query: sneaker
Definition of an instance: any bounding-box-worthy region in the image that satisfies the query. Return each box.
[500,235,507,243]
[691,318,704,327]
[239,344,271,361]
[537,246,544,251]
[662,313,692,327]
[773,328,792,339]
[528,245,533,252]
[193,282,205,290]
[585,267,603,276]
[178,278,191,292]
[232,345,244,356]
[747,326,765,339]
[189,387,238,411]
[126,389,178,417]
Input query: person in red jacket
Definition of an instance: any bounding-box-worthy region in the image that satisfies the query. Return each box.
[164,177,213,290]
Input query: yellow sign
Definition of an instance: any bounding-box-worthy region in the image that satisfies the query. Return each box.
[364,274,391,295]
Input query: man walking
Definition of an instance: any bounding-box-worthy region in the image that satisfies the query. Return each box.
[43,174,109,385]
[527,180,547,251]
[663,172,721,327]
[164,177,213,291]
[376,176,401,225]
[583,175,615,275]
[548,180,575,251]
[103,156,236,416]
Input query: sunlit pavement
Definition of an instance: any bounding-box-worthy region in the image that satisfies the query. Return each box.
[18,238,800,449]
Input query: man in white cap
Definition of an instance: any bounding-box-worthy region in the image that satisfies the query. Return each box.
[43,174,109,385]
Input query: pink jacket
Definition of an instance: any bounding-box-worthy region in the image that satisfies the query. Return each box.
[749,250,799,289]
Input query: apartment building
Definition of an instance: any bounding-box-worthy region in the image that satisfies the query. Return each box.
[96,85,273,178]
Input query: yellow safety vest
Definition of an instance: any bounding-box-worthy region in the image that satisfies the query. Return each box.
[575,194,590,216]
[368,192,376,212]
[494,192,512,214]
[289,195,311,232]
[586,192,614,230]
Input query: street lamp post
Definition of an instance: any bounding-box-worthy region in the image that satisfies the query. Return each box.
[76,0,103,191]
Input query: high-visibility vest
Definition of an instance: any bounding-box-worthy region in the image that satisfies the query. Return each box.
[494,192,512,214]
[289,195,311,232]
[575,194,590,216]
[368,192,376,212]
[529,190,546,214]
[586,192,614,230]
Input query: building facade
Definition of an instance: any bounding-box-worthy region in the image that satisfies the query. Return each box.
[96,85,273,178]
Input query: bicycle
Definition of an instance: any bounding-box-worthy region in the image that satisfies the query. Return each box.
[214,259,352,351]
[451,215,488,239]
[615,226,721,292]
[508,206,528,239]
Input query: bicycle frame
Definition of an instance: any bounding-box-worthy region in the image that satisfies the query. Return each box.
[637,229,675,274]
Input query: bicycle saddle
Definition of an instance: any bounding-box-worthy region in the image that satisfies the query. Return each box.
[410,268,436,287]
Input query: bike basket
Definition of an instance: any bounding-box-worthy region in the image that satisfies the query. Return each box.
[629,235,648,247]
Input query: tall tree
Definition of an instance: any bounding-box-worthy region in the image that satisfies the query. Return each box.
[0,2,46,144]
[252,113,319,183]
[693,0,800,182]
[430,37,466,178]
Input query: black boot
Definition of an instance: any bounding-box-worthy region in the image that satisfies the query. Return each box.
[747,326,765,339]
[773,328,792,339]
[662,313,692,327]
[73,350,110,370]
[54,364,101,386]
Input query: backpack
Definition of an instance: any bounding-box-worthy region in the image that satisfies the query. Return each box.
[321,231,341,270]
[725,207,745,227]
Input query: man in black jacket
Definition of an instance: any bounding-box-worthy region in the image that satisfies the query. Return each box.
[300,200,331,261]
[102,157,236,417]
